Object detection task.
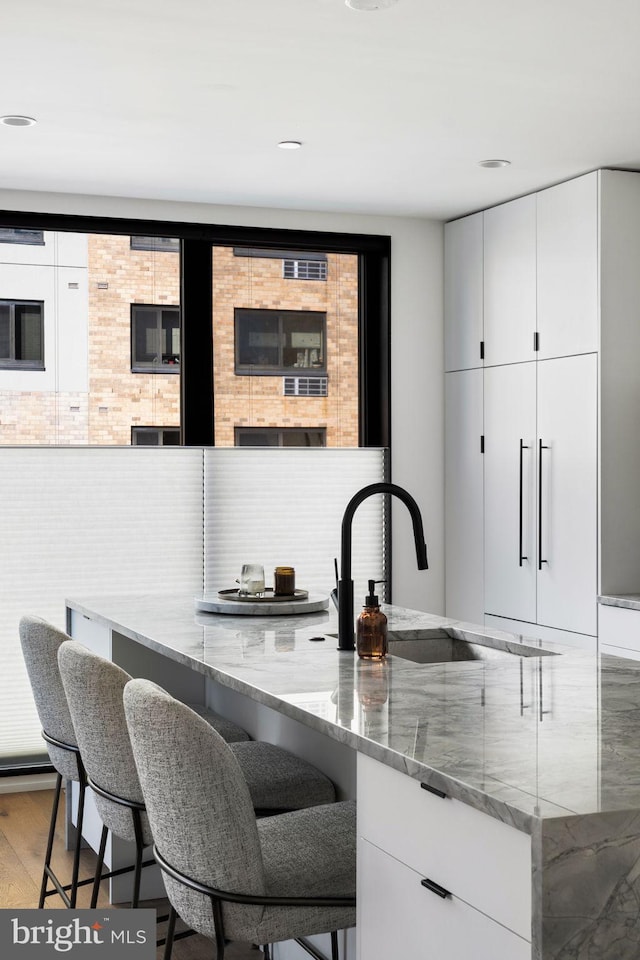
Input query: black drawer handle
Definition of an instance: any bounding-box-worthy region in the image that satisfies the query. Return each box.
[421,877,451,899]
[420,782,447,799]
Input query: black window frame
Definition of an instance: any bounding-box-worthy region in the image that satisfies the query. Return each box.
[0,298,45,369]
[131,303,181,373]
[234,308,327,376]
[0,210,390,448]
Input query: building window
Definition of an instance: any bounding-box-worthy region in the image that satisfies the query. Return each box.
[131,426,180,446]
[130,236,180,253]
[0,300,44,368]
[283,376,328,397]
[283,259,328,281]
[235,427,326,447]
[131,304,180,372]
[0,228,45,245]
[235,309,325,375]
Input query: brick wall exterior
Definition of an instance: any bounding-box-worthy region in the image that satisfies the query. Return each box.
[212,248,359,447]
[0,236,359,446]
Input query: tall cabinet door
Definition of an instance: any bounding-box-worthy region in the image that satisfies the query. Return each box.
[483,195,537,367]
[445,212,483,372]
[537,354,597,636]
[537,172,599,360]
[484,363,537,623]
[445,369,484,623]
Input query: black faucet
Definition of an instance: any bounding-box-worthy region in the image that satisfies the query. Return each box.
[337,482,429,651]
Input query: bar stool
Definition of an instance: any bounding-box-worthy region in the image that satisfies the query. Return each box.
[124,678,356,960]
[18,615,91,908]
[57,641,337,909]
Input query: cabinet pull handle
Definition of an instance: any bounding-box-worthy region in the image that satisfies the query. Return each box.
[421,782,447,799]
[519,439,529,566]
[538,439,549,570]
[421,877,451,899]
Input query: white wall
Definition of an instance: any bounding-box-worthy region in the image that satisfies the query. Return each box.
[0,189,444,614]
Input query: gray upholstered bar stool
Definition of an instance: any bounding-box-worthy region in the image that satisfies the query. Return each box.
[57,641,337,909]
[18,615,91,908]
[124,678,356,960]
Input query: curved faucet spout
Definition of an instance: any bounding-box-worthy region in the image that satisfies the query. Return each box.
[337,482,428,651]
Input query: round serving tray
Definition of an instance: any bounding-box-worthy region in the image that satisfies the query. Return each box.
[195,590,328,617]
[217,588,309,603]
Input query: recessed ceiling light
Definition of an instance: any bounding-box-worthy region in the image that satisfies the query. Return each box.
[346,0,399,9]
[278,140,302,150]
[478,159,511,168]
[0,115,37,127]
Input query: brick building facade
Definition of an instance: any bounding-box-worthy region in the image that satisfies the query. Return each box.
[0,231,359,446]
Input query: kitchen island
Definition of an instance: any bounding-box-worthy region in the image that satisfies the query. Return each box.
[66,594,640,960]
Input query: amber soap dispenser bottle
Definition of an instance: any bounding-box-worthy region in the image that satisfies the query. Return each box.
[357,580,388,660]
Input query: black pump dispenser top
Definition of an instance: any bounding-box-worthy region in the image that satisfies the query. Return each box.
[365,579,384,606]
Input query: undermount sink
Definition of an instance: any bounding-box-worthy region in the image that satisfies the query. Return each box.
[386,628,557,665]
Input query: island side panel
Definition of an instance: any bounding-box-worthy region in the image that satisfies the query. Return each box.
[535,810,640,959]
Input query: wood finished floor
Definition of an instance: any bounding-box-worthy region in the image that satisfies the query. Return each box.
[0,788,264,959]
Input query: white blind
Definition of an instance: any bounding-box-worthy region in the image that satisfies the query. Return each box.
[1,445,387,766]
[204,448,388,601]
[0,447,204,764]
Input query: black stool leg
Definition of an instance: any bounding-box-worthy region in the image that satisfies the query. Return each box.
[38,772,63,908]
[91,824,108,908]
[131,808,145,908]
[331,931,339,960]
[163,907,177,960]
[68,775,87,908]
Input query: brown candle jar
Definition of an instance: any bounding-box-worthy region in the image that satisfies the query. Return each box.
[274,566,295,596]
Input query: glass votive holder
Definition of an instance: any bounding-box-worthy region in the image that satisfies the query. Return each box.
[239,564,265,597]
[274,566,295,596]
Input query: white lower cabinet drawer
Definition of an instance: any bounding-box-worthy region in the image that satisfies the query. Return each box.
[357,839,531,960]
[357,754,531,939]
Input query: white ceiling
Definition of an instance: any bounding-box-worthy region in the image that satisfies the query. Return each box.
[3,0,640,221]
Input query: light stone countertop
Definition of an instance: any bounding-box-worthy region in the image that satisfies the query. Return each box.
[598,593,640,610]
[66,593,640,836]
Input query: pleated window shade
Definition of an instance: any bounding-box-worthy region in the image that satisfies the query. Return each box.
[0,447,205,766]
[1,446,387,766]
[204,448,388,601]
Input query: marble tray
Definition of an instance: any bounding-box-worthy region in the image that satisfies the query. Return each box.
[195,592,329,616]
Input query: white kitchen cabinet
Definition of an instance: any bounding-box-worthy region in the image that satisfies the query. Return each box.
[536,172,599,360]
[483,193,536,367]
[444,211,483,371]
[537,355,597,635]
[445,369,484,623]
[357,754,532,960]
[599,603,640,659]
[358,840,530,960]
[446,170,640,639]
[484,355,597,637]
[484,362,537,624]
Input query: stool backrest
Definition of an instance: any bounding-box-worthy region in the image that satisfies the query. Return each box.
[19,616,81,781]
[58,641,147,844]
[123,678,266,918]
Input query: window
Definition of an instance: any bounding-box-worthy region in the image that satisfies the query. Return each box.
[283,376,328,397]
[235,427,326,447]
[0,228,45,245]
[131,426,180,445]
[283,259,328,281]
[0,300,44,368]
[235,309,325,375]
[130,236,180,253]
[131,304,180,372]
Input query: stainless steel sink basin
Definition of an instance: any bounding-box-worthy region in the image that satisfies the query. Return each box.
[386,628,557,665]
